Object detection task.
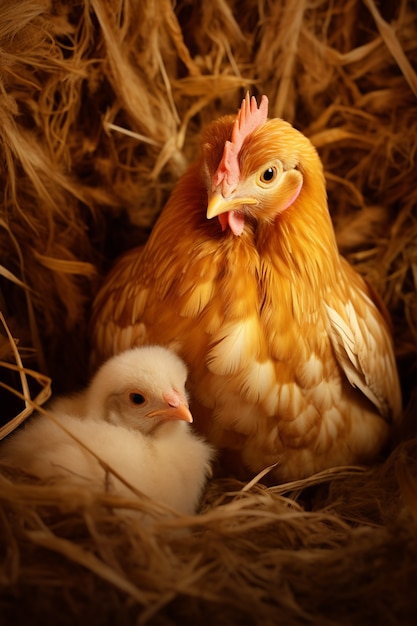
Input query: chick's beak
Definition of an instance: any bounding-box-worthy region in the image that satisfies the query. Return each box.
[206,190,256,219]
[146,391,193,423]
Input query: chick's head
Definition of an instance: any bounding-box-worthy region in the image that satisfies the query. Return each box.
[86,346,192,433]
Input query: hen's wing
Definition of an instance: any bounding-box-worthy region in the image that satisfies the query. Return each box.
[324,258,402,423]
[90,245,152,366]
[90,162,226,369]
[91,250,211,367]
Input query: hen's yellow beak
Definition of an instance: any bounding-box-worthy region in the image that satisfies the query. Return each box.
[206,191,256,219]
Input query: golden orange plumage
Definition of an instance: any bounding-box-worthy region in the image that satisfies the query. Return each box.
[90,94,402,482]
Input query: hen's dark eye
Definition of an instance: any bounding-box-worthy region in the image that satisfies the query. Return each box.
[260,167,276,183]
[129,392,146,405]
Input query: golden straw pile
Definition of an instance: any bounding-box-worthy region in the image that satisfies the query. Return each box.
[0,0,416,623]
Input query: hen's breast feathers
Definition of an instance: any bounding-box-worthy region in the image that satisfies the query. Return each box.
[91,171,400,420]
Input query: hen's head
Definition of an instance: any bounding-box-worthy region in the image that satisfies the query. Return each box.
[202,93,325,236]
[85,346,192,433]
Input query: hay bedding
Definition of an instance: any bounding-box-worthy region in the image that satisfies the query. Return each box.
[0,0,417,623]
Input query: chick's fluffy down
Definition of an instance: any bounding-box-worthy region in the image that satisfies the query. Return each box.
[1,413,213,516]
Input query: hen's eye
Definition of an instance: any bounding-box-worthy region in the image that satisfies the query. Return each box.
[260,167,276,183]
[129,392,146,406]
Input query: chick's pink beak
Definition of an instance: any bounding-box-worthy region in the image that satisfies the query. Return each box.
[146,390,193,423]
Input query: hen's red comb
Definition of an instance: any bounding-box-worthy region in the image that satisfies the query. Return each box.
[213,93,269,195]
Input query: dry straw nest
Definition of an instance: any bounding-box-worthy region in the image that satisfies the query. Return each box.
[0,0,417,624]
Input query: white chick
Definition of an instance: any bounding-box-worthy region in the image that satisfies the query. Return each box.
[0,346,214,516]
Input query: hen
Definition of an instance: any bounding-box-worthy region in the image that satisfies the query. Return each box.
[90,93,402,482]
[1,346,214,515]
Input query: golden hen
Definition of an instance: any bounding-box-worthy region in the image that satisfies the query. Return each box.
[90,93,402,482]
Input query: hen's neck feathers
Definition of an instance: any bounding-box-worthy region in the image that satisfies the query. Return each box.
[148,117,343,302]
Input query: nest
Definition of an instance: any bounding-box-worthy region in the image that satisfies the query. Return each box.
[0,0,416,623]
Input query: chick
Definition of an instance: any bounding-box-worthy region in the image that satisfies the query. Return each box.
[0,346,214,516]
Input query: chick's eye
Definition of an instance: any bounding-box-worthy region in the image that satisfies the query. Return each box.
[260,166,276,183]
[129,392,146,406]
